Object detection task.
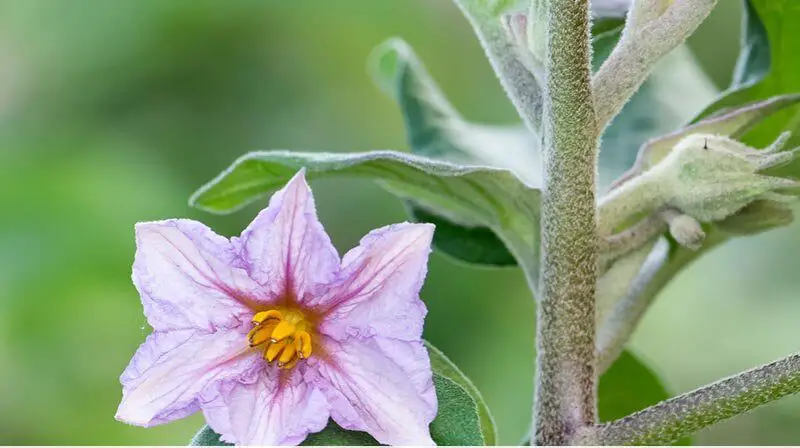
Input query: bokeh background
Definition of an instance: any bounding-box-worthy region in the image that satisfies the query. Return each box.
[1,0,799,445]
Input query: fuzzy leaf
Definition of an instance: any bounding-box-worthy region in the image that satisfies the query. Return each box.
[190,149,541,288]
[367,31,660,268]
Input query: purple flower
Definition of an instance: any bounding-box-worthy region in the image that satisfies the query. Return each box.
[115,170,437,445]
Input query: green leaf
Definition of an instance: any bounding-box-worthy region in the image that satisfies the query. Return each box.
[733,0,770,86]
[429,374,486,446]
[190,425,230,446]
[600,351,691,445]
[190,150,541,289]
[425,341,497,445]
[695,0,800,149]
[407,205,516,266]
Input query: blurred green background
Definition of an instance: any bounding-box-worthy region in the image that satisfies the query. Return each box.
[2,0,799,445]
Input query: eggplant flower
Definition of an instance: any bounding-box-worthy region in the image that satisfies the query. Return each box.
[115,170,437,446]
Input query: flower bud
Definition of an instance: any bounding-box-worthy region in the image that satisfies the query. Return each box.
[653,133,799,223]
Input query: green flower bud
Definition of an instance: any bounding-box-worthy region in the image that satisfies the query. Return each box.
[651,133,799,222]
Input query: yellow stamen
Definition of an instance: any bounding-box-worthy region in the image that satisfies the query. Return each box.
[249,308,314,369]
[248,324,276,347]
[278,342,297,366]
[252,309,283,325]
[295,331,312,359]
[270,320,296,342]
[280,357,299,370]
[265,340,288,362]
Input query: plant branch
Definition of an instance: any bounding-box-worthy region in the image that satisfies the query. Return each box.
[534,0,598,444]
[452,0,543,133]
[600,213,666,269]
[597,352,800,445]
[593,0,718,132]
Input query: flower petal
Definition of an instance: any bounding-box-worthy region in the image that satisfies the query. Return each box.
[116,328,255,427]
[238,170,340,303]
[310,337,436,446]
[317,223,434,341]
[134,219,261,332]
[201,367,329,445]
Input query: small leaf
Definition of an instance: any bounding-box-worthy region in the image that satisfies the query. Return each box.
[190,150,541,290]
[190,425,230,446]
[732,0,770,87]
[430,374,486,446]
[600,350,692,445]
[425,341,497,445]
[301,421,378,446]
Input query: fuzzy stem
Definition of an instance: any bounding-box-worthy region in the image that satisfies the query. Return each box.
[533,0,598,444]
[598,168,664,237]
[600,213,666,268]
[597,352,800,445]
[452,0,543,133]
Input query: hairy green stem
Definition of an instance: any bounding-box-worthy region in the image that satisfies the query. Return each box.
[593,0,718,132]
[598,169,664,236]
[452,0,543,133]
[597,352,800,445]
[534,0,598,444]
[600,213,666,269]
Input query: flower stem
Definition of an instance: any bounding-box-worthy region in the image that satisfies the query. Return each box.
[452,0,543,133]
[592,0,718,132]
[534,0,598,444]
[597,352,800,445]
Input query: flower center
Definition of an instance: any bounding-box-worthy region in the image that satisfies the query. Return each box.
[247,308,313,369]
